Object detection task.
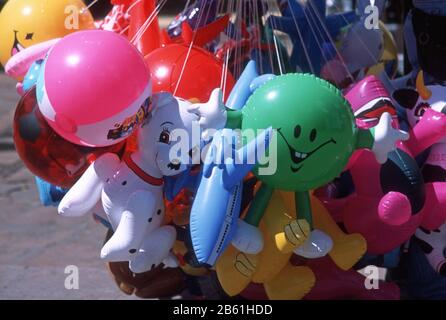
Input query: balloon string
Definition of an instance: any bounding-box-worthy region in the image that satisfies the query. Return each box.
[235,0,243,78]
[219,0,229,95]
[120,25,130,35]
[286,0,315,74]
[173,0,209,97]
[129,1,158,43]
[254,1,264,75]
[329,0,398,91]
[81,0,100,14]
[215,0,224,80]
[301,0,338,79]
[226,0,235,78]
[130,0,165,45]
[267,0,284,75]
[222,47,230,99]
[130,0,167,45]
[183,0,191,12]
[261,0,277,75]
[126,0,143,15]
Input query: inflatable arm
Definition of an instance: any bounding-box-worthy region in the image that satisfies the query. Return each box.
[58,153,120,217]
[5,38,60,78]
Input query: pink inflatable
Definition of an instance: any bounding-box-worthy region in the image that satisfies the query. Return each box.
[5,38,59,79]
[36,30,151,147]
[318,76,446,254]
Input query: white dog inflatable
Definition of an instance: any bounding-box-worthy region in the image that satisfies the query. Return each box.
[58,89,226,272]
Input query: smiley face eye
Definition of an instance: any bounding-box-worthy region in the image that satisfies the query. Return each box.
[25,33,34,40]
[159,130,170,144]
[294,125,301,138]
[310,128,317,142]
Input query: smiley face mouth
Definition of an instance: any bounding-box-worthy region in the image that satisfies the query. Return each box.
[11,30,25,56]
[277,129,336,173]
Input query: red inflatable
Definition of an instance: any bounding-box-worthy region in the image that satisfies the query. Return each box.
[144,44,235,103]
[13,88,125,188]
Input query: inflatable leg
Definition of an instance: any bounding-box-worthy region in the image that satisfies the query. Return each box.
[215,245,258,296]
[101,190,157,261]
[252,191,302,283]
[129,225,178,273]
[267,191,309,254]
[311,195,366,270]
[58,160,106,217]
[264,263,315,300]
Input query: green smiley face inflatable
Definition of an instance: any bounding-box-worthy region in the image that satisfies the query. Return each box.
[242,73,358,192]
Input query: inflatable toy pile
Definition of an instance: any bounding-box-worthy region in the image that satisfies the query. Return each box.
[3,0,446,299]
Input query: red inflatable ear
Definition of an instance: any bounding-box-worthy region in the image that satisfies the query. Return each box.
[127,0,161,56]
[181,15,230,48]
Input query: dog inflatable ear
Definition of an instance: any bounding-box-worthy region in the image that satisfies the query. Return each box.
[150,92,177,117]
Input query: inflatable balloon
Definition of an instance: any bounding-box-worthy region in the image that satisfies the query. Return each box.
[229,73,407,260]
[13,88,126,188]
[216,189,366,299]
[189,62,275,265]
[321,19,384,88]
[5,38,59,82]
[319,75,446,254]
[189,127,273,266]
[103,230,187,299]
[0,0,94,68]
[392,73,446,271]
[35,30,152,147]
[144,44,235,103]
[216,190,315,299]
[58,90,226,272]
[189,72,406,270]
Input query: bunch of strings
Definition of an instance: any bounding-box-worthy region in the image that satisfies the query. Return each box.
[87,0,388,96]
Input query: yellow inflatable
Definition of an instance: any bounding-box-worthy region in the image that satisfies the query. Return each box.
[280,191,367,271]
[216,189,367,299]
[216,190,314,299]
[0,0,95,67]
